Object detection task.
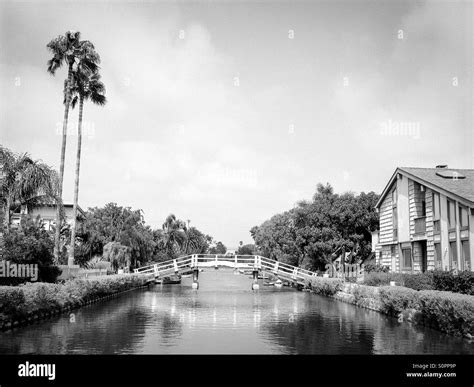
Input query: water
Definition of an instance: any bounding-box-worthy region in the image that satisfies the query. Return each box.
[0,269,472,354]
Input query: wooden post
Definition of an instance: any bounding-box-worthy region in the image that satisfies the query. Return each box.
[192,268,199,289]
[273,261,279,274]
[252,269,259,290]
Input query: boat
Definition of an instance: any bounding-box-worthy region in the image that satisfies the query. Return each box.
[274,279,283,288]
[162,274,182,284]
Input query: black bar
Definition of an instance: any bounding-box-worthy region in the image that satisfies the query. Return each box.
[0,355,472,386]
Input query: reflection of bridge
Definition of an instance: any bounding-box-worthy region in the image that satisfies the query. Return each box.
[134,255,318,290]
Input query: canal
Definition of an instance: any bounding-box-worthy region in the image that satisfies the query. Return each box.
[0,269,473,354]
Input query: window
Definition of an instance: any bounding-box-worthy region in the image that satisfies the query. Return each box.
[421,199,426,217]
[434,243,442,269]
[391,246,397,271]
[449,241,457,268]
[459,206,469,228]
[402,248,412,269]
[392,209,398,239]
[447,200,456,230]
[432,193,440,220]
[391,188,397,205]
[461,241,470,271]
[392,187,398,239]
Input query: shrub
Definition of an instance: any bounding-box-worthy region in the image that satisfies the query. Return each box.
[21,283,62,312]
[0,286,25,317]
[432,270,474,295]
[418,290,474,337]
[363,272,391,287]
[403,272,434,291]
[308,277,343,296]
[364,263,390,273]
[378,286,419,316]
[0,274,148,323]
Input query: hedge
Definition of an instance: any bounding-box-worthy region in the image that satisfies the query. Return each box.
[0,274,149,325]
[306,277,343,296]
[417,290,474,337]
[362,270,474,295]
[304,278,474,337]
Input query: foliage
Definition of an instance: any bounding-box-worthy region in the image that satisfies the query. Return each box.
[363,270,474,295]
[0,145,58,231]
[364,263,390,273]
[251,183,379,271]
[431,270,474,295]
[0,274,148,322]
[209,241,227,255]
[2,215,62,283]
[237,244,256,255]
[378,286,419,315]
[403,273,434,291]
[417,290,474,337]
[0,287,25,317]
[307,276,343,296]
[363,272,404,287]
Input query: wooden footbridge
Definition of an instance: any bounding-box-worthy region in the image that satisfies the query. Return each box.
[134,254,318,290]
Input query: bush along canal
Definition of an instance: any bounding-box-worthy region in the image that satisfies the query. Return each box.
[0,274,154,331]
[305,276,474,340]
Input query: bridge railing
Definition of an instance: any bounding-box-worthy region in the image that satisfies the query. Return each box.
[134,254,317,285]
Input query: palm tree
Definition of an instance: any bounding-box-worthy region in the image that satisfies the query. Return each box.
[46,30,100,262]
[162,214,187,258]
[66,70,106,266]
[0,146,58,231]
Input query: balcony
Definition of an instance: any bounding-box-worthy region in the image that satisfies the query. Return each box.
[414,216,426,236]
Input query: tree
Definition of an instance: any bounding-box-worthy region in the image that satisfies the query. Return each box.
[161,214,187,258]
[46,30,100,263]
[209,241,226,255]
[251,183,380,271]
[67,70,106,266]
[81,203,154,268]
[0,146,58,232]
[3,215,61,283]
[237,243,255,256]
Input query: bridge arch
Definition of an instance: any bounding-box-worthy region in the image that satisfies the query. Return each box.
[134,254,318,290]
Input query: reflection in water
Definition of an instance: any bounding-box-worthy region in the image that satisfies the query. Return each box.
[0,269,473,354]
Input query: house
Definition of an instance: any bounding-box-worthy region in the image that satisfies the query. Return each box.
[11,202,85,232]
[372,166,474,273]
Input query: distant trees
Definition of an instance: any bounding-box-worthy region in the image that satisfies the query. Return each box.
[73,205,214,269]
[237,244,255,256]
[251,183,379,271]
[209,241,227,255]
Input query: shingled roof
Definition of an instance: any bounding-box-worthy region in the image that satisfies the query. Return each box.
[376,167,474,208]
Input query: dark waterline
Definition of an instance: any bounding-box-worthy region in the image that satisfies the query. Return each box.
[0,270,472,354]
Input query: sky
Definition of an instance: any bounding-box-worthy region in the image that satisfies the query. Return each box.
[0,0,472,248]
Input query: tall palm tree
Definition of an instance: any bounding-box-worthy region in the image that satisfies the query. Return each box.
[66,70,106,266]
[0,146,58,231]
[46,30,100,263]
[162,214,187,258]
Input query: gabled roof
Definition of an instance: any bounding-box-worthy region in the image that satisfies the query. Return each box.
[375,167,474,208]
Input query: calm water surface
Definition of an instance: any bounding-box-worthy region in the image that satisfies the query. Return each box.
[0,270,473,354]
